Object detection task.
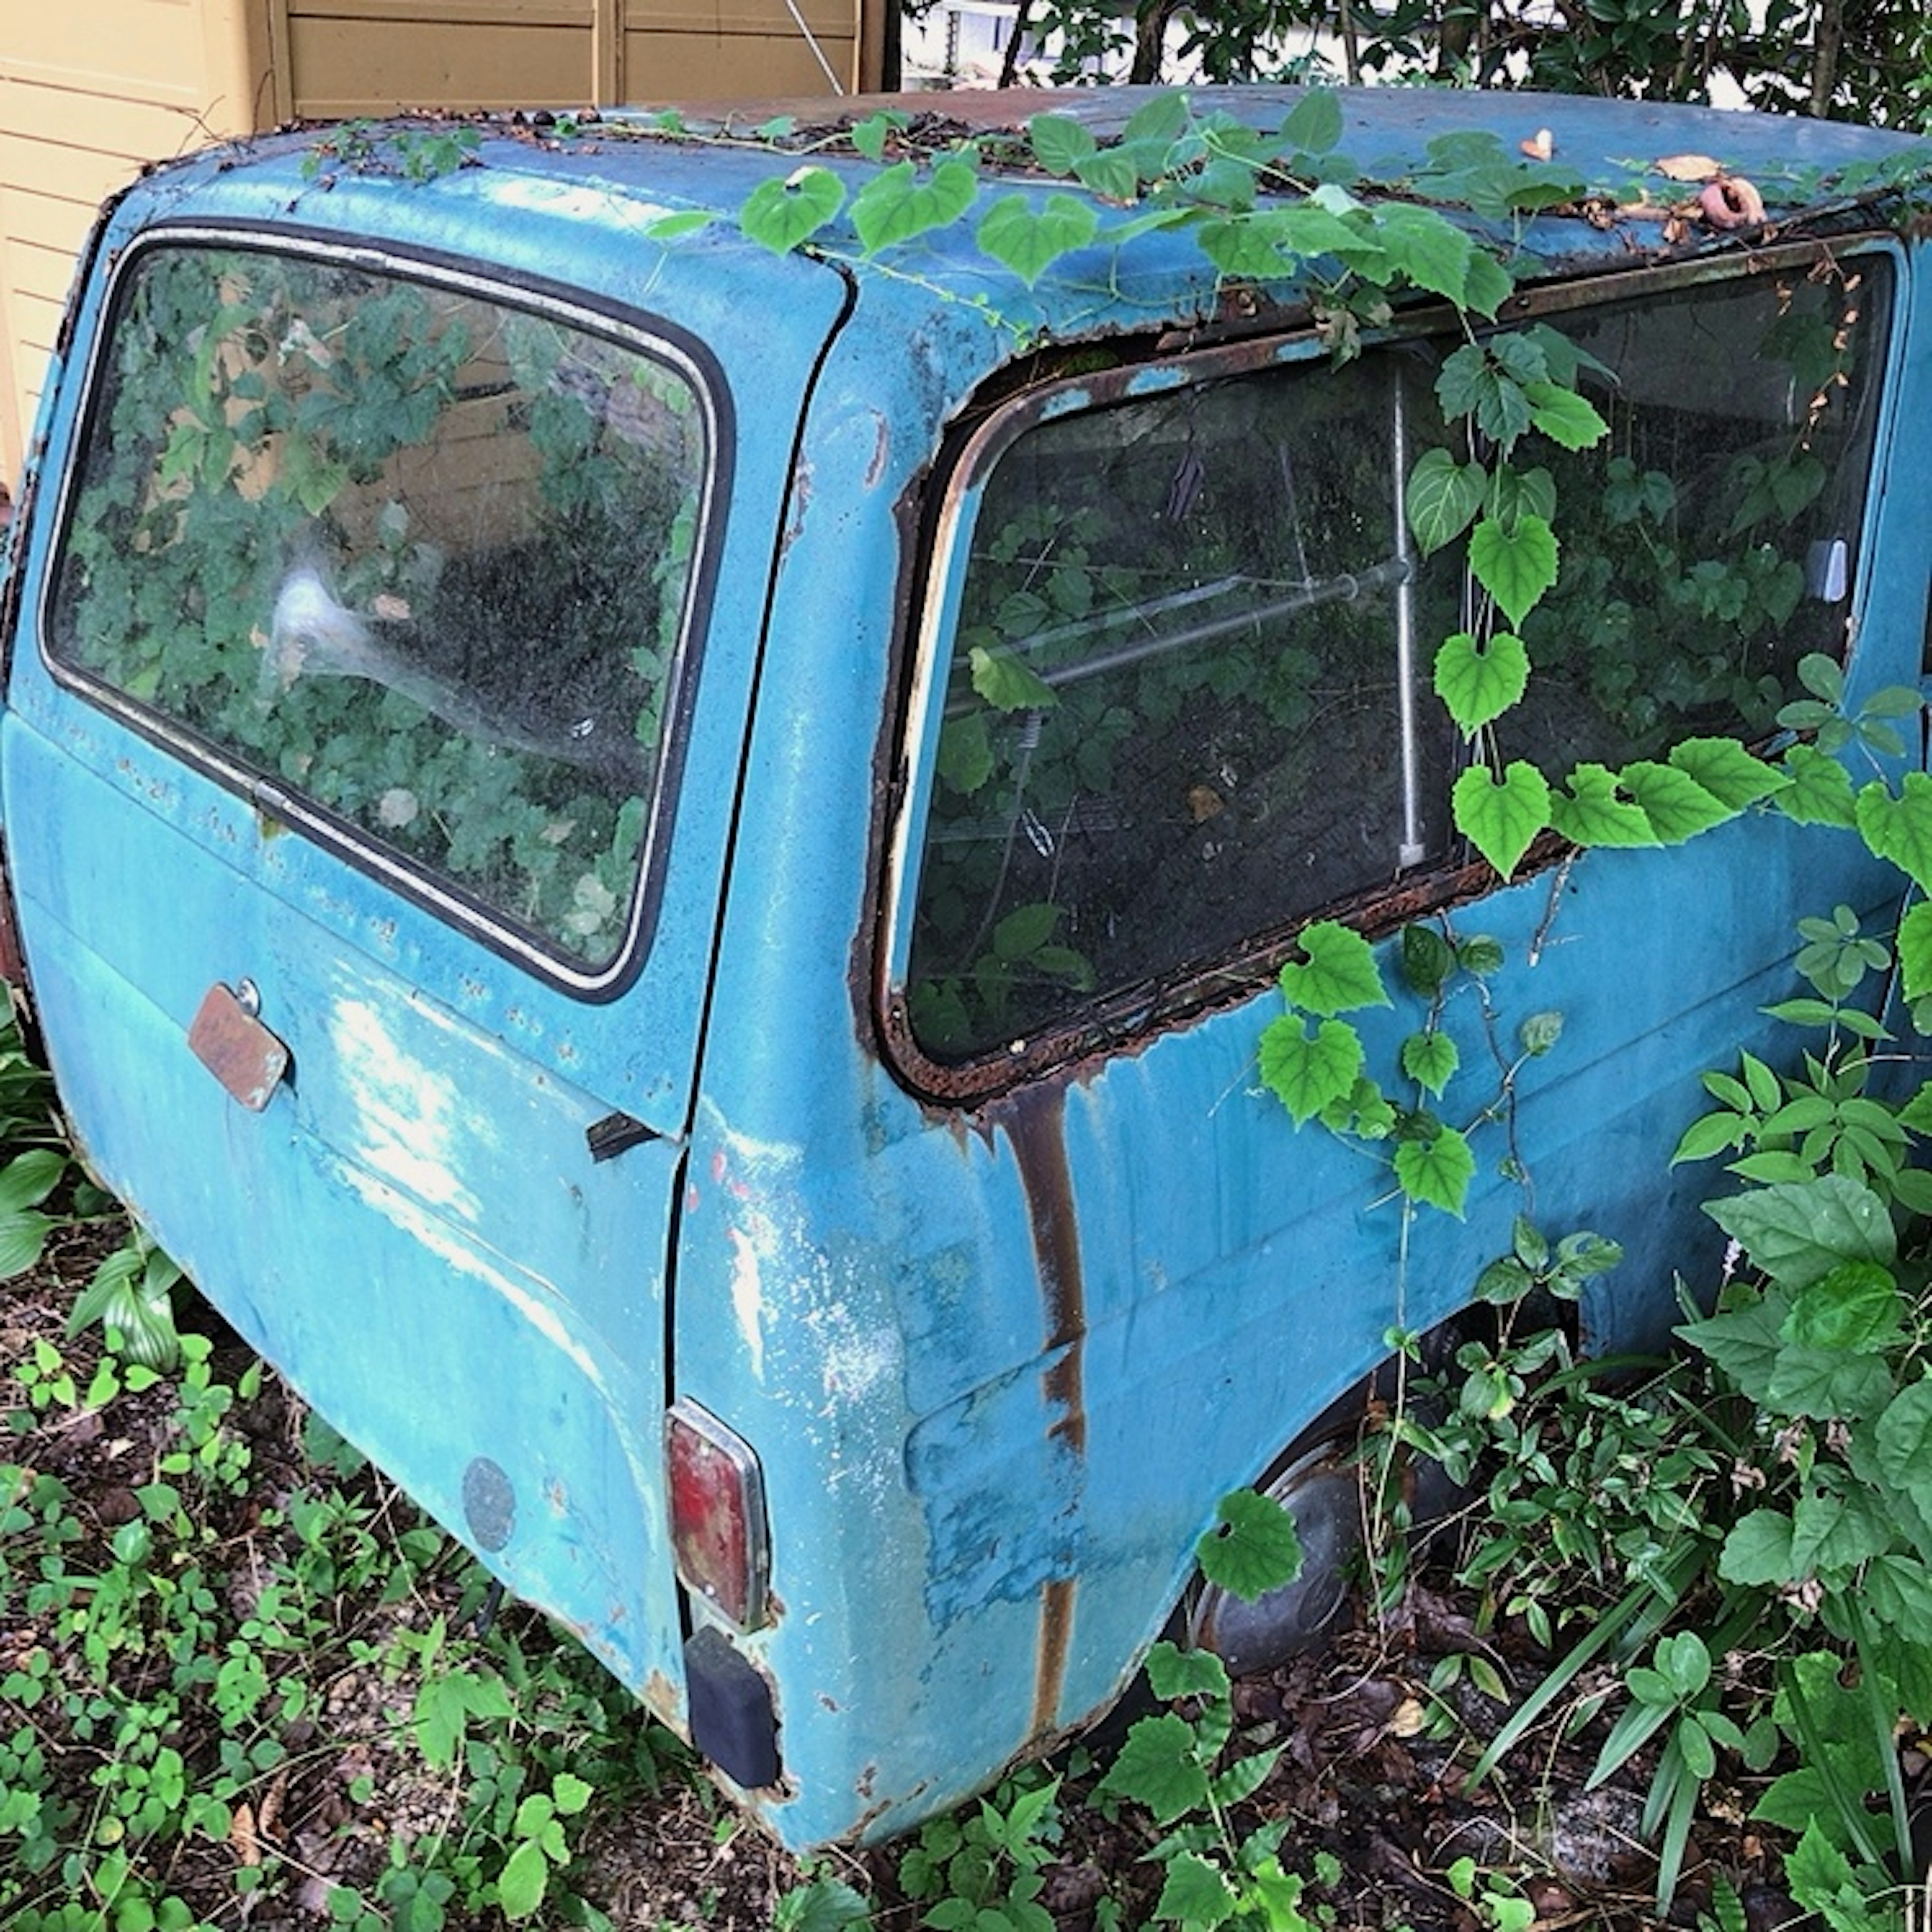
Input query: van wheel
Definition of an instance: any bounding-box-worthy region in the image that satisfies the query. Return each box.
[1184,1440,1364,1677]
[1186,1323,1473,1679]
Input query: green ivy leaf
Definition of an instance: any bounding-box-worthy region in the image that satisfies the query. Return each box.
[1485,462,1556,534]
[1619,761,1733,844]
[1277,87,1344,156]
[1856,773,1932,893]
[1789,1486,1888,1574]
[1153,1851,1239,1928]
[1866,1553,1932,1630]
[497,1839,549,1921]
[1901,903,1932,1003]
[1258,1015,1363,1125]
[1452,760,1550,881]
[1433,631,1530,735]
[969,643,1056,712]
[1277,919,1388,1016]
[977,193,1099,285]
[1522,379,1608,451]
[644,209,716,240]
[1074,148,1142,202]
[1276,202,1388,273]
[1783,1259,1901,1354]
[1667,737,1788,812]
[1400,924,1453,995]
[740,167,847,254]
[1394,1123,1476,1217]
[1122,89,1189,148]
[936,713,994,794]
[1468,514,1558,627]
[990,906,1060,970]
[1784,1824,1863,1927]
[1401,1030,1459,1098]
[850,110,906,161]
[1718,1508,1796,1587]
[1096,1712,1210,1823]
[1373,203,1477,306]
[1406,449,1486,555]
[1436,344,1532,449]
[1776,744,1859,828]
[1196,1489,1304,1601]
[1547,764,1658,847]
[1146,1638,1229,1702]
[1195,212,1298,282]
[851,158,979,254]
[1461,251,1513,319]
[1679,1291,1790,1405]
[1876,1381,1932,1504]
[1705,1175,1895,1292]
[1028,112,1097,177]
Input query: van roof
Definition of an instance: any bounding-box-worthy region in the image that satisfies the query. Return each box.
[127,86,1932,341]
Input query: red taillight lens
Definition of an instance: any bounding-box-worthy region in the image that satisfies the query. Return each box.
[666,1399,771,1631]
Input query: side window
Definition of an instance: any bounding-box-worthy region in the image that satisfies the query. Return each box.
[47,242,713,975]
[905,257,1889,1064]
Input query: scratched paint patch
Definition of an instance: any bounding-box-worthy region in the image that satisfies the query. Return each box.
[729,1227,766,1380]
[904,1361,1084,1626]
[327,994,486,1222]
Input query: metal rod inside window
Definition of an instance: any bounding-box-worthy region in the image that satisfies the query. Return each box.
[1393,369,1426,869]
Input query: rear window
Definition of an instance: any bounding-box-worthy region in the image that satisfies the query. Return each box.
[46,239,714,981]
[902,257,1891,1064]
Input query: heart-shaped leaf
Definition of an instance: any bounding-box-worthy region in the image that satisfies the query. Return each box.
[1452,760,1550,880]
[740,166,846,254]
[1469,514,1559,627]
[1434,630,1530,735]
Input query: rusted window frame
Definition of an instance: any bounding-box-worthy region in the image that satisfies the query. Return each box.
[876,234,1902,1106]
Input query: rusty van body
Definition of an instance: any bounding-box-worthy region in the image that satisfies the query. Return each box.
[1,88,1925,1844]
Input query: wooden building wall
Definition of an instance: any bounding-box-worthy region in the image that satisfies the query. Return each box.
[0,0,880,477]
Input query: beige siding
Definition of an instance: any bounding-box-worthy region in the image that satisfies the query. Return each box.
[288,14,595,113]
[0,0,880,475]
[624,30,856,97]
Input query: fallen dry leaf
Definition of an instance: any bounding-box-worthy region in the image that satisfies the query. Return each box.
[1655,151,1722,182]
[229,1801,262,1868]
[1700,175,1765,228]
[1386,1697,1428,1738]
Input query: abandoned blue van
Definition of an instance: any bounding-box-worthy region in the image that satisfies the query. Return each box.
[0,85,1925,1847]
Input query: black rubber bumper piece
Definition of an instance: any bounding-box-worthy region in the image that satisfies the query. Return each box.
[683,1624,782,1791]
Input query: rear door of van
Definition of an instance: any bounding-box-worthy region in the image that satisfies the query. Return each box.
[0,194,846,1714]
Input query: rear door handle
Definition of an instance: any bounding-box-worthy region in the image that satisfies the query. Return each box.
[188,981,290,1111]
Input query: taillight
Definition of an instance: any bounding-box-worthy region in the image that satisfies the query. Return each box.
[666,1399,771,1630]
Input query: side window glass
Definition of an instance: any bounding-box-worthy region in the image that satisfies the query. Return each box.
[1509,266,1884,770]
[906,258,1889,1064]
[48,244,712,973]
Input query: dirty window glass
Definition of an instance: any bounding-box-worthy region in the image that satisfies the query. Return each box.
[907,258,1889,1062]
[48,243,711,973]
